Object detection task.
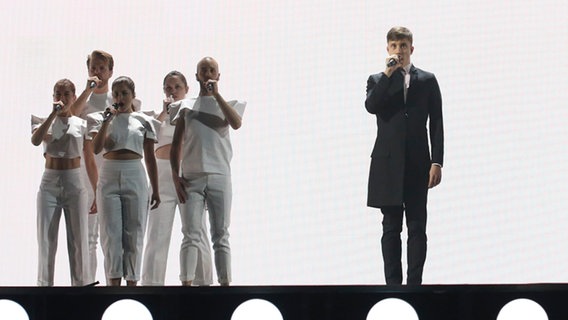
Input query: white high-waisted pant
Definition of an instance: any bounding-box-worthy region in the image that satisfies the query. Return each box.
[142,159,212,286]
[97,159,148,283]
[37,168,90,286]
[179,173,232,284]
[80,151,103,283]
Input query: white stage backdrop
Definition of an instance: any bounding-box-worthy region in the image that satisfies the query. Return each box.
[0,0,567,286]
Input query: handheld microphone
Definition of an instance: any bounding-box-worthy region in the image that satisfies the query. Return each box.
[386,58,398,67]
[53,103,63,111]
[206,83,214,92]
[103,107,112,121]
[89,81,97,89]
[166,95,173,113]
[103,103,121,121]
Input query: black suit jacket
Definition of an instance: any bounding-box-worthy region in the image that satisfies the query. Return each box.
[365,65,443,208]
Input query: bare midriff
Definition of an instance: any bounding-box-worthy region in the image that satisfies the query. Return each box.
[155,144,172,160]
[103,149,142,160]
[45,155,81,170]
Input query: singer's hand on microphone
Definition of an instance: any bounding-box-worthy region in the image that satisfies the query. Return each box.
[163,95,174,113]
[205,80,217,94]
[384,54,401,77]
[53,101,64,113]
[87,76,100,90]
[103,107,114,122]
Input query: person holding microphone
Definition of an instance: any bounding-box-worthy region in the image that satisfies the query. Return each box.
[142,71,213,286]
[365,26,444,285]
[170,57,246,286]
[31,79,93,286]
[90,76,160,286]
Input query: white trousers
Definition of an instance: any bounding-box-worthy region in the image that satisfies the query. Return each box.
[142,159,212,286]
[37,168,90,286]
[179,173,232,284]
[97,159,149,283]
[87,212,98,282]
[80,153,103,283]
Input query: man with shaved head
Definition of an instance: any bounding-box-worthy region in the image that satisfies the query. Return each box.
[170,57,246,286]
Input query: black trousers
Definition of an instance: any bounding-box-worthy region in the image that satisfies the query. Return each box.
[380,165,429,285]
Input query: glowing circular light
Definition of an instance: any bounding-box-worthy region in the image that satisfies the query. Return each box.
[0,299,30,320]
[231,298,284,320]
[497,298,548,320]
[102,299,153,320]
[366,298,419,320]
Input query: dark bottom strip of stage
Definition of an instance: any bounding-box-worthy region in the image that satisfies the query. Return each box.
[1,284,567,320]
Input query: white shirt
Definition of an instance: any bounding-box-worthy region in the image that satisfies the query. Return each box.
[172,97,246,175]
[80,92,113,120]
[402,63,412,100]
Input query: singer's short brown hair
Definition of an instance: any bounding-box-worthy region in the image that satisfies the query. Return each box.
[387,26,413,44]
[87,50,114,71]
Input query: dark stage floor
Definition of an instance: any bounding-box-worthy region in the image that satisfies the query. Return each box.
[1,283,566,320]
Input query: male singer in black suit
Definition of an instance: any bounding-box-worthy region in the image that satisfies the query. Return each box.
[365,26,443,285]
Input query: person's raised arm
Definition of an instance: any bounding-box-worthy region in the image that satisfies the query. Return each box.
[69,77,100,116]
[92,114,112,154]
[31,104,59,146]
[365,56,402,115]
[207,80,242,130]
[157,96,173,122]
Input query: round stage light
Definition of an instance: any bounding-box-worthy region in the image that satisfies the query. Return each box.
[497,298,548,320]
[366,298,419,320]
[102,299,153,320]
[231,298,283,320]
[0,299,30,320]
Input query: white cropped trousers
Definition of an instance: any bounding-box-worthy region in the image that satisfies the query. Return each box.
[36,168,90,286]
[97,159,148,283]
[179,173,232,284]
[142,159,212,286]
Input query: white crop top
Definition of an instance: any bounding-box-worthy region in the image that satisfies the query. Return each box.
[137,110,175,150]
[87,111,160,156]
[31,115,87,159]
[155,118,176,149]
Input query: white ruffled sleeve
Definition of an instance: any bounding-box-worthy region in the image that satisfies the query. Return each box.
[132,112,161,143]
[31,115,46,134]
[86,111,105,140]
[228,100,247,118]
[169,99,196,125]
[141,110,160,137]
